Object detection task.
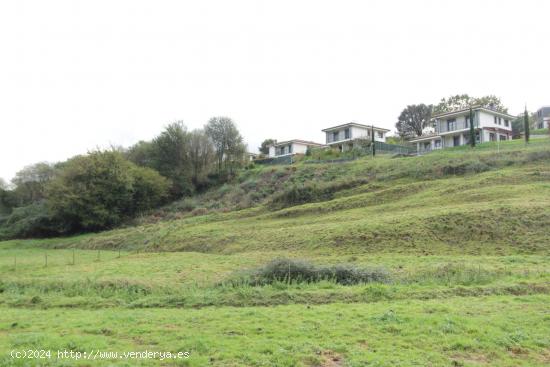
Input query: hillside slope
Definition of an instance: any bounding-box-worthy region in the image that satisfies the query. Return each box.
[3,139,550,255]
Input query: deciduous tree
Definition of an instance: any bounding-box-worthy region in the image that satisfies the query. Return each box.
[395,104,433,138]
[434,94,508,114]
[259,139,276,155]
[205,117,244,175]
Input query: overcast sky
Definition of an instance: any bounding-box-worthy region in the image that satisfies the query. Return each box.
[1,0,549,182]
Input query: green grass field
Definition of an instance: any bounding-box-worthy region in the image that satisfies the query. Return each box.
[1,139,550,366]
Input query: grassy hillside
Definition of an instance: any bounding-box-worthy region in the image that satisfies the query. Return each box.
[1,139,550,366]
[4,139,550,255]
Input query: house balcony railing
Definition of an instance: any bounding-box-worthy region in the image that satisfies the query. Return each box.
[436,121,478,134]
[326,133,352,143]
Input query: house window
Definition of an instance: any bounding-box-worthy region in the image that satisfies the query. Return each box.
[434,140,441,148]
[489,133,496,142]
[447,119,456,131]
[494,116,497,124]
[453,136,460,146]
[288,145,292,154]
[499,135,507,141]
[333,131,339,141]
[504,119,509,127]
[377,131,384,138]
[498,117,502,125]
[344,128,350,139]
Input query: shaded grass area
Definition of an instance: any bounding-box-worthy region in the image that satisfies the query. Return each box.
[1,295,549,366]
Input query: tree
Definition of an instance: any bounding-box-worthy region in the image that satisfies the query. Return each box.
[149,121,193,197]
[469,107,476,147]
[188,129,215,187]
[371,125,375,157]
[46,150,169,232]
[475,95,509,113]
[225,138,246,175]
[511,111,536,138]
[0,178,7,190]
[259,139,276,155]
[434,94,508,114]
[395,104,433,138]
[524,106,530,143]
[11,162,56,206]
[128,165,172,213]
[205,117,244,175]
[126,140,155,167]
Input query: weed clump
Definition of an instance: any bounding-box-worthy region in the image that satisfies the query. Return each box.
[230,258,391,286]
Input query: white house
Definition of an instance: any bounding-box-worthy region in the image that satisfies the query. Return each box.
[321,122,389,152]
[268,139,325,157]
[410,106,515,153]
[535,106,550,129]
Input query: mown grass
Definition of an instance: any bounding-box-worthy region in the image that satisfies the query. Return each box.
[0,246,548,309]
[1,295,549,366]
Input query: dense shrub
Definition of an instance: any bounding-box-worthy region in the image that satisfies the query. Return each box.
[230,258,391,286]
[46,151,170,232]
[0,201,60,239]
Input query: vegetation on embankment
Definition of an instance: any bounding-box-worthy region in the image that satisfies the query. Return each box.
[1,139,548,255]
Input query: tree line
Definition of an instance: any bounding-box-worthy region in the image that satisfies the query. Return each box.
[0,117,247,239]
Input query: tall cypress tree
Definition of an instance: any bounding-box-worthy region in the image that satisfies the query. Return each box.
[371,125,376,157]
[524,106,530,143]
[469,107,476,147]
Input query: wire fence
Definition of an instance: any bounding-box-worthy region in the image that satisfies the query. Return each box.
[1,248,143,272]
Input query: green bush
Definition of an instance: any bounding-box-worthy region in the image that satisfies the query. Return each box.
[0,201,59,239]
[230,258,391,286]
[46,150,170,232]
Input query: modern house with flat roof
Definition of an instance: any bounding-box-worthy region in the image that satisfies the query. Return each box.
[321,122,389,152]
[268,139,325,157]
[536,106,550,129]
[410,106,515,153]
